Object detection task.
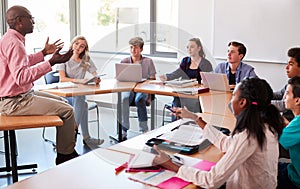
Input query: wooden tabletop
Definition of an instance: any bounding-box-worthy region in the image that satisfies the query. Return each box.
[41,79,137,97]
[134,80,225,99]
[0,115,63,131]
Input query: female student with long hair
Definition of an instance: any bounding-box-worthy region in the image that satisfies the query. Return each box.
[159,38,213,119]
[154,77,284,188]
[57,36,104,147]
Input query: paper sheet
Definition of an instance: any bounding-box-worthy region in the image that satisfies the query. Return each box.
[158,124,204,146]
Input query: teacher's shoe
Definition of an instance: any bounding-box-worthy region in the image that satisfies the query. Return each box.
[56,150,79,165]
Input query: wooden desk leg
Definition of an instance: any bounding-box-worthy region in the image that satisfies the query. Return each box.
[9,130,18,183]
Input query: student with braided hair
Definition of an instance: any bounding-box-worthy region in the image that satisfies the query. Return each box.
[154,78,284,189]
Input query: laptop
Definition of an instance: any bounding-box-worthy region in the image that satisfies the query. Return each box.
[200,72,232,92]
[115,63,143,82]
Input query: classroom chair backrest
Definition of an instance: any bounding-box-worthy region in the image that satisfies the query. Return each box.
[45,71,59,84]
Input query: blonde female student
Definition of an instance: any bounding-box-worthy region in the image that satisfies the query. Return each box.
[57,36,104,147]
[154,78,284,189]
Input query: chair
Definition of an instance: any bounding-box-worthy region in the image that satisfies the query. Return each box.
[42,71,100,147]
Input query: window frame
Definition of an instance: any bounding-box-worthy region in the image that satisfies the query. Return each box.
[1,0,177,58]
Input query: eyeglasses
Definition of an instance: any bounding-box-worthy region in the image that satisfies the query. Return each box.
[15,15,35,21]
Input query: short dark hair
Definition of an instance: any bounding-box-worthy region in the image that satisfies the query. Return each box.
[228,41,247,60]
[129,37,144,49]
[287,47,300,67]
[288,76,300,98]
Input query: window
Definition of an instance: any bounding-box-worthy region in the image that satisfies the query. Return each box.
[2,0,178,57]
[80,0,151,54]
[7,0,70,53]
[151,0,178,57]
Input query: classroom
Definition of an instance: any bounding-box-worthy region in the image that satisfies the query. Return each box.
[0,0,299,188]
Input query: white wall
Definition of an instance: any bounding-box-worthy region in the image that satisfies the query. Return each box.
[87,0,289,91]
[177,0,288,91]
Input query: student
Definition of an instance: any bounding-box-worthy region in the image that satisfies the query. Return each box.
[120,37,156,140]
[277,76,300,189]
[214,41,257,88]
[0,5,78,165]
[273,47,300,122]
[154,78,283,188]
[57,35,104,147]
[159,38,213,120]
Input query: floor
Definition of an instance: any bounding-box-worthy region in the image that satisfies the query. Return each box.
[0,102,171,188]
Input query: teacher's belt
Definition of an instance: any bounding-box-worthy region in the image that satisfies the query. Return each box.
[0,95,22,101]
[0,90,33,101]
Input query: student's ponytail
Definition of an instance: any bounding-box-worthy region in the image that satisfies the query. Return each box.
[232,78,283,150]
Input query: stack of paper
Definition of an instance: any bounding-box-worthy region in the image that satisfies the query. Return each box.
[173,86,209,95]
[165,79,198,87]
[158,124,204,146]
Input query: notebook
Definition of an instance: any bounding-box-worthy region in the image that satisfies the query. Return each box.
[200,72,232,92]
[115,63,143,82]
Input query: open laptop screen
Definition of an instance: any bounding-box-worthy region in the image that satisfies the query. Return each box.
[200,72,231,92]
[115,63,143,82]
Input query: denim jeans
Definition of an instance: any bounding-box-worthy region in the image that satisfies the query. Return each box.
[67,96,90,139]
[121,91,148,134]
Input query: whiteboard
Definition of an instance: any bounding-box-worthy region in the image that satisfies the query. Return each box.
[213,0,300,63]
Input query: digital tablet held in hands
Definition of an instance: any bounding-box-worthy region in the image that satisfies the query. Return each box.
[75,74,106,84]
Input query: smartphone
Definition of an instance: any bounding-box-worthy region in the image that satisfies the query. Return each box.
[164,104,175,113]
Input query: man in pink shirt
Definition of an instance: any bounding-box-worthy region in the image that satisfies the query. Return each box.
[0,5,78,165]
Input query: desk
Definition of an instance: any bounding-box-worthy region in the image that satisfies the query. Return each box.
[5,117,235,189]
[108,117,234,162]
[5,148,154,189]
[41,79,137,142]
[134,80,230,129]
[0,115,63,183]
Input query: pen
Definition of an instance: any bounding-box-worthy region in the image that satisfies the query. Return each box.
[115,162,128,174]
[171,125,181,131]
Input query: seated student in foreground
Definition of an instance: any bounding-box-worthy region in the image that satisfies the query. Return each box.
[273,47,300,122]
[277,76,300,189]
[214,41,257,89]
[154,78,283,189]
[159,38,213,120]
[57,35,104,147]
[120,37,156,140]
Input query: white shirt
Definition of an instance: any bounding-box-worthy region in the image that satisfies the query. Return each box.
[176,124,279,189]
